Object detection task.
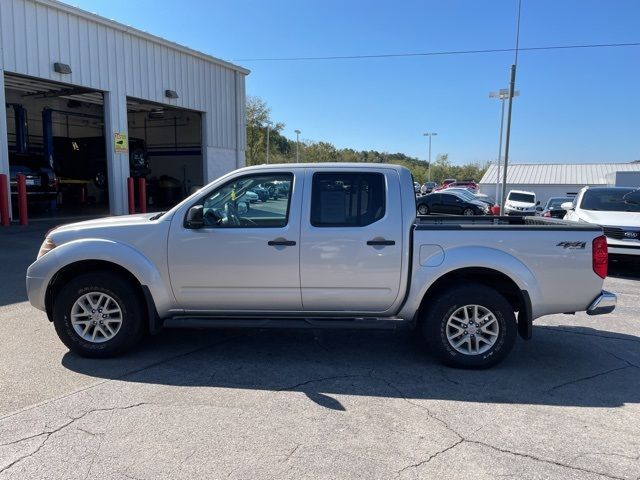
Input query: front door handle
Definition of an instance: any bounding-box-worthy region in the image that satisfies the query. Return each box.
[367,239,395,246]
[268,239,296,246]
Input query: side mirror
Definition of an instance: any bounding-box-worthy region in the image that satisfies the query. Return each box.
[536,200,540,206]
[185,205,204,229]
[561,202,574,211]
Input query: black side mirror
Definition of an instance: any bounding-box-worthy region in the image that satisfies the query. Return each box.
[185,205,204,229]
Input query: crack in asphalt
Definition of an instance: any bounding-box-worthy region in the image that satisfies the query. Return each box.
[0,403,149,475]
[379,377,629,480]
[276,374,369,392]
[547,365,633,392]
[0,334,245,423]
[602,348,640,369]
[395,438,465,478]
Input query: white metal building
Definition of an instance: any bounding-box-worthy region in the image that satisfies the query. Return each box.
[0,0,249,215]
[480,163,640,205]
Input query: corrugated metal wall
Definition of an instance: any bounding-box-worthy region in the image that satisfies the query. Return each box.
[0,0,247,151]
[0,0,248,214]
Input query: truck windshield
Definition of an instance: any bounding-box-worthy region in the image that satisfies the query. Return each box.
[580,188,640,212]
[508,193,535,203]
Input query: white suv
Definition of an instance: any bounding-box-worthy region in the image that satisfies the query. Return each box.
[504,190,539,216]
[563,186,640,259]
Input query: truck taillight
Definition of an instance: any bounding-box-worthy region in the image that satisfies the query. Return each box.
[592,235,608,279]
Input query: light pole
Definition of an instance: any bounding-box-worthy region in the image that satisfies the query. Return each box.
[489,89,519,204]
[423,132,437,182]
[294,129,301,162]
[265,122,272,164]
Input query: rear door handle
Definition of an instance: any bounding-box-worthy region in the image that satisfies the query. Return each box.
[268,239,296,246]
[367,239,395,246]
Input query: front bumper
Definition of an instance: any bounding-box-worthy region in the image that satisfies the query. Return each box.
[26,275,48,312]
[587,290,617,315]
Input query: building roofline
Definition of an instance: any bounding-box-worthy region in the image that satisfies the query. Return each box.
[486,163,639,167]
[37,0,250,75]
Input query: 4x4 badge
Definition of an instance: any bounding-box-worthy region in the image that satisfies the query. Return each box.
[557,241,586,249]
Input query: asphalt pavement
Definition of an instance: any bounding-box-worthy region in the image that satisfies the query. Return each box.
[0,222,639,479]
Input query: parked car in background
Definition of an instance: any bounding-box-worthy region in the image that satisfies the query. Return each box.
[423,181,437,194]
[9,152,57,212]
[239,190,259,206]
[504,190,539,216]
[416,191,489,216]
[446,188,495,206]
[562,186,640,261]
[251,185,270,202]
[441,180,479,192]
[538,196,574,218]
[434,178,457,191]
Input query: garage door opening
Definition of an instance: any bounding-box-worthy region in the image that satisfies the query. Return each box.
[3,73,109,220]
[127,98,203,211]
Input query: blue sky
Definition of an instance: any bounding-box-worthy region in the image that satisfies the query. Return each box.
[64,0,639,164]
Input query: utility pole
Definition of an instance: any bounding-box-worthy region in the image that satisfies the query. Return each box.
[423,132,437,182]
[500,0,522,215]
[489,88,519,204]
[265,122,271,164]
[295,129,301,162]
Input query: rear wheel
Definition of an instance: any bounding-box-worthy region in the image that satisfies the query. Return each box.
[417,204,429,216]
[53,272,146,358]
[462,208,475,216]
[421,284,517,368]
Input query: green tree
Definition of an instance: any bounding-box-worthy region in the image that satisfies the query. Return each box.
[245,96,489,183]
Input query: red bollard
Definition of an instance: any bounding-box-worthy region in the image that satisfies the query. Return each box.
[17,174,28,226]
[138,177,147,213]
[127,177,135,214]
[0,174,9,226]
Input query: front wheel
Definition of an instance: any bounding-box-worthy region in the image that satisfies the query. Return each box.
[462,208,475,216]
[53,272,146,358]
[417,204,430,216]
[421,284,517,368]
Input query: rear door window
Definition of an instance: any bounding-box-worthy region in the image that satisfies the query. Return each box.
[311,172,385,227]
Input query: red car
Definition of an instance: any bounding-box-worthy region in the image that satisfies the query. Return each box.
[433,179,457,191]
[439,180,479,192]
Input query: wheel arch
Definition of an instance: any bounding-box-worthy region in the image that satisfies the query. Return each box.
[416,266,532,340]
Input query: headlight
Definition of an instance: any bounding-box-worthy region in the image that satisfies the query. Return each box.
[38,237,57,258]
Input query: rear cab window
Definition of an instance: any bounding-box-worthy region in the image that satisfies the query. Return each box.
[310,172,386,227]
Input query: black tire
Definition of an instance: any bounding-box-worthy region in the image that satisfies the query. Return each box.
[52,271,146,358]
[417,204,429,216]
[462,208,475,216]
[94,170,107,189]
[421,284,517,369]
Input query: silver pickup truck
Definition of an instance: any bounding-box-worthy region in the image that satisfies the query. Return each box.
[26,164,616,368]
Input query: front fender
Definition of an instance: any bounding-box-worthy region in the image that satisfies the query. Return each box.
[26,238,175,317]
[399,245,543,320]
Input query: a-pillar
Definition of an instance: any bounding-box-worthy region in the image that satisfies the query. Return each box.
[0,71,11,219]
[103,91,130,215]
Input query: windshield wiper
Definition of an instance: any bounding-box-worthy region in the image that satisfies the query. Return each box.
[149,212,166,220]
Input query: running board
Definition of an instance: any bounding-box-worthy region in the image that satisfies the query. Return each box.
[162,316,410,330]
